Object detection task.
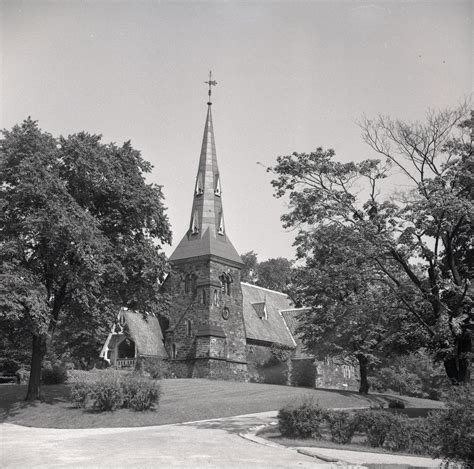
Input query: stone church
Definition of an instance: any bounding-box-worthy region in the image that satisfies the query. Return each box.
[100,86,358,389]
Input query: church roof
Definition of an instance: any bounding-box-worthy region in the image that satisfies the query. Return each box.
[280,308,313,359]
[122,310,167,357]
[241,283,296,347]
[169,103,243,267]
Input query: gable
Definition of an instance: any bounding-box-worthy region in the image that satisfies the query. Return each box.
[122,310,167,358]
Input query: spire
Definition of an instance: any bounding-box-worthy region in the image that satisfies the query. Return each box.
[169,75,243,267]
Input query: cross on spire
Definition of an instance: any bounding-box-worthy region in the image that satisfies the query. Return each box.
[204,70,217,105]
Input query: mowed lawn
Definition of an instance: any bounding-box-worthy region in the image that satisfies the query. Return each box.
[0,379,444,429]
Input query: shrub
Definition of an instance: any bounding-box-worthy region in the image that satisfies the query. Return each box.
[140,358,171,380]
[355,410,400,447]
[388,398,405,409]
[278,398,327,439]
[68,370,162,412]
[92,371,124,411]
[70,382,90,409]
[326,410,357,444]
[405,418,433,455]
[382,414,411,452]
[427,385,474,467]
[122,374,161,411]
[42,363,68,385]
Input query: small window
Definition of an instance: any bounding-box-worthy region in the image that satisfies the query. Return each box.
[217,213,225,235]
[191,210,199,235]
[214,174,221,196]
[186,320,192,337]
[201,289,207,304]
[172,344,177,359]
[195,173,204,196]
[213,289,219,306]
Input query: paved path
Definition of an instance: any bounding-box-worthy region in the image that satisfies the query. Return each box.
[0,412,331,468]
[0,411,442,468]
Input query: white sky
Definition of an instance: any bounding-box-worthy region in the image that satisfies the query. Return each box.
[1,1,472,260]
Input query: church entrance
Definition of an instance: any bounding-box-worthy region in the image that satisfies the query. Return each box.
[116,337,136,368]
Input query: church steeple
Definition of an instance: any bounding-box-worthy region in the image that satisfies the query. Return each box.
[169,75,243,267]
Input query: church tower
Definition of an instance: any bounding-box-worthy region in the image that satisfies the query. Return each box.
[165,73,248,380]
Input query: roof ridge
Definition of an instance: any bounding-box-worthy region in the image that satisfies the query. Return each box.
[241,282,289,296]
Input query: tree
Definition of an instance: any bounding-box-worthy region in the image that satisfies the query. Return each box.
[240,251,258,283]
[257,257,294,294]
[270,104,472,384]
[0,118,172,400]
[293,224,424,393]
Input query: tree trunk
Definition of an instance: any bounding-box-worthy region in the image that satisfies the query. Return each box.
[25,334,47,401]
[444,333,471,385]
[357,355,370,394]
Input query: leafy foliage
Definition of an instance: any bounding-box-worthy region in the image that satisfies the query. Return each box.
[427,385,474,467]
[69,370,161,412]
[0,118,172,399]
[41,363,68,385]
[278,398,327,438]
[326,410,358,444]
[270,104,473,384]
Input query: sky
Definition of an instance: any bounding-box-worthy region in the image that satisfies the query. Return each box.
[1,0,472,261]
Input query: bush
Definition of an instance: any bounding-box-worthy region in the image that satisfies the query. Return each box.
[278,398,327,439]
[69,370,161,412]
[326,411,357,444]
[355,410,400,447]
[139,358,171,380]
[42,363,68,384]
[382,414,411,452]
[427,385,474,467]
[388,398,405,409]
[122,374,161,411]
[92,371,124,411]
[70,382,90,409]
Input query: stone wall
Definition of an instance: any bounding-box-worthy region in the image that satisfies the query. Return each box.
[164,256,248,379]
[315,359,359,391]
[168,357,247,381]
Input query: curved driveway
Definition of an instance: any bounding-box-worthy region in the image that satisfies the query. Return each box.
[0,412,330,468]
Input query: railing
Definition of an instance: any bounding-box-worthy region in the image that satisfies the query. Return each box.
[115,358,136,368]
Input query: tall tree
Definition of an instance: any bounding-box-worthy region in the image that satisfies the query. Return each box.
[293,224,424,393]
[270,104,472,384]
[0,118,172,400]
[240,251,259,283]
[257,257,294,294]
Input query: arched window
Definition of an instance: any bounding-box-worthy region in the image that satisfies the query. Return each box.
[220,272,233,296]
[172,344,177,359]
[191,273,197,293]
[201,289,206,305]
[186,320,192,337]
[184,275,190,293]
[213,289,219,306]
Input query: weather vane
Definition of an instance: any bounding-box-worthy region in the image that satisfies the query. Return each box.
[204,70,217,105]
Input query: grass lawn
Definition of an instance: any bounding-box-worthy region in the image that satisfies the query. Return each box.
[0,379,444,429]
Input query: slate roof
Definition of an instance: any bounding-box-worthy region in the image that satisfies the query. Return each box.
[280,308,313,359]
[241,282,296,347]
[122,310,167,357]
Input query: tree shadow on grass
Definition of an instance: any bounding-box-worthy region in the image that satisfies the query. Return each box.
[0,384,70,422]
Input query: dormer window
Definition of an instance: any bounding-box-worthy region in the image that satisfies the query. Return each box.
[214,174,221,196]
[218,213,225,235]
[252,301,267,320]
[195,173,204,196]
[191,210,199,235]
